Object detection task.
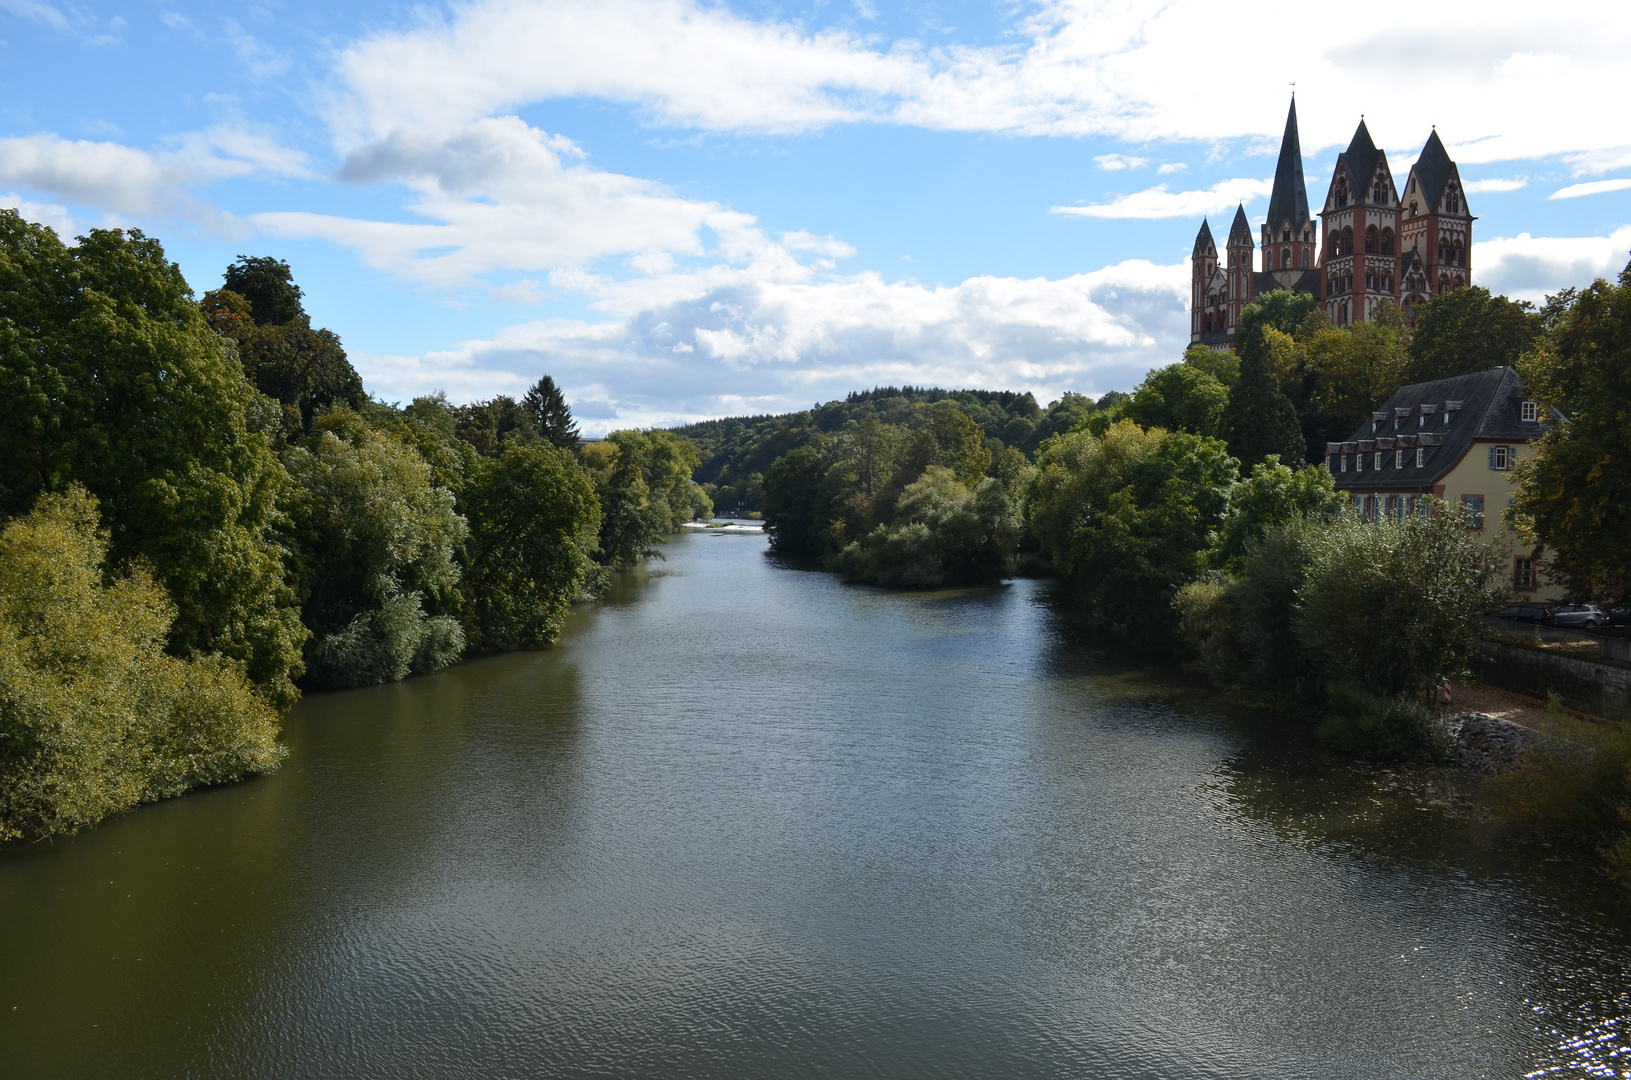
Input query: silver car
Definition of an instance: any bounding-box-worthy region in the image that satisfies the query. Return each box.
[1549,603,1610,628]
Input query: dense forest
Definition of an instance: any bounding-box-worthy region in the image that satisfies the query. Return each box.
[0,212,705,840]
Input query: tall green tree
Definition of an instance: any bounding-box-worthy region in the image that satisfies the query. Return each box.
[461,444,601,650]
[521,375,580,450]
[1121,362,1230,438]
[0,213,306,705]
[223,255,306,326]
[582,429,709,567]
[1027,420,1237,646]
[1405,286,1540,383]
[1220,342,1305,472]
[1514,265,1631,600]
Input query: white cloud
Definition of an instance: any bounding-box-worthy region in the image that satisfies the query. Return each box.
[1474,226,1631,302]
[1463,177,1526,194]
[346,258,1189,430]
[224,20,290,81]
[1550,178,1631,200]
[0,192,77,237]
[1095,154,1147,171]
[0,0,69,32]
[1157,163,1187,174]
[0,127,312,221]
[325,0,1631,166]
[1051,178,1272,220]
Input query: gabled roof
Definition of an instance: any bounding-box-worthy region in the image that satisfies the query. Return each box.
[1252,267,1322,299]
[1340,119,1382,195]
[1193,219,1216,256]
[1227,204,1253,246]
[1329,367,1561,492]
[1265,98,1312,231]
[1411,129,1455,209]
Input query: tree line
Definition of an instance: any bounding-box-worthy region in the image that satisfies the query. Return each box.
[0,213,706,840]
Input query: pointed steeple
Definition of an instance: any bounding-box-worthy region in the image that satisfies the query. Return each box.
[1411,129,1454,207]
[1227,204,1253,245]
[1342,119,1381,193]
[1193,219,1216,256]
[1265,97,1311,232]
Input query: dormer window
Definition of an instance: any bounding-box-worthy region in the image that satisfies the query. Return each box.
[1419,414,1426,428]
[1442,411,1450,426]
[1521,400,1539,422]
[1415,447,1425,468]
[1340,455,1349,472]
[1356,454,1364,473]
[1375,451,1384,471]
[1395,450,1405,469]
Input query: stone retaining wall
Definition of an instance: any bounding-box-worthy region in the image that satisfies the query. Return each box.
[1470,640,1631,722]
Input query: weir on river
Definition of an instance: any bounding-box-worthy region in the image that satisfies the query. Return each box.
[3,530,1630,1078]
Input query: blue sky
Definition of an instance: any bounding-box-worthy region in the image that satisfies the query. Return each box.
[3,0,1629,431]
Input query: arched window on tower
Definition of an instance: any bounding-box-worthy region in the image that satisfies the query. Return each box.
[1438,272,1451,295]
[1301,248,1310,269]
[1365,226,1379,254]
[1341,227,1354,257]
[1380,228,1394,255]
[1282,248,1291,269]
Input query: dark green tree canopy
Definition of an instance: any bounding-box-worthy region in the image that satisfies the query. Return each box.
[522,375,580,449]
[1220,318,1305,472]
[223,255,306,326]
[1405,286,1540,384]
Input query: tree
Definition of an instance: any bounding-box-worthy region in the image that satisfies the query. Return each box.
[455,395,535,457]
[223,255,306,326]
[833,467,1019,588]
[461,444,601,650]
[1220,338,1305,471]
[0,487,283,840]
[1027,420,1237,646]
[1405,286,1540,384]
[582,429,708,567]
[1121,362,1230,438]
[1514,265,1631,600]
[1211,456,1345,574]
[232,315,365,435]
[762,441,836,559]
[1183,342,1239,387]
[521,375,580,450]
[281,418,468,689]
[0,213,306,705]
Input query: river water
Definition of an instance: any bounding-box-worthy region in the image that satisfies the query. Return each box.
[4,531,1631,1078]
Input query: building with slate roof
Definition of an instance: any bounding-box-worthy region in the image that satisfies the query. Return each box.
[1326,366,1562,597]
[1191,98,1474,347]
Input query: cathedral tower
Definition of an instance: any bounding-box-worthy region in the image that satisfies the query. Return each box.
[1190,219,1222,342]
[1225,204,1254,334]
[1319,119,1400,327]
[1398,129,1473,320]
[1262,98,1317,284]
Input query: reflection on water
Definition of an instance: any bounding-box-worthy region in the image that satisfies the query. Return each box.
[3,531,1630,1079]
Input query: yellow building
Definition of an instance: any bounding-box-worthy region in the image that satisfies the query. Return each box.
[1325,366,1563,600]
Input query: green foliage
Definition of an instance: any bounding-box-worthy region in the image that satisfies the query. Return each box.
[583,429,707,567]
[1028,420,1236,646]
[0,212,306,706]
[1172,578,1245,683]
[229,314,365,437]
[1220,293,1307,471]
[1212,456,1344,574]
[833,467,1020,587]
[522,375,580,450]
[462,443,602,650]
[1292,509,1496,700]
[1182,343,1239,387]
[455,395,534,458]
[1513,264,1631,600]
[281,420,469,689]
[1121,362,1229,438]
[0,488,284,841]
[1265,308,1410,462]
[222,255,306,326]
[1406,286,1540,384]
[1315,685,1456,762]
[761,440,836,559]
[1490,695,1631,879]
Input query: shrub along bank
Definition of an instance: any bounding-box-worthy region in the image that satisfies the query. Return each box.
[0,212,707,839]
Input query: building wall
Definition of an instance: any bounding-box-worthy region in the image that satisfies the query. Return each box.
[1430,438,1563,600]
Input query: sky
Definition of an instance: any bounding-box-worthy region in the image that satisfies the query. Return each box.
[3,0,1630,432]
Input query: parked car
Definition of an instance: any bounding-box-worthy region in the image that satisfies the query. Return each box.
[1549,603,1610,628]
[1496,603,1553,623]
[1609,605,1631,628]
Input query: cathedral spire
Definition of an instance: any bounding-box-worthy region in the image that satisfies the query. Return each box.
[1265,97,1311,233]
[1227,204,1253,245]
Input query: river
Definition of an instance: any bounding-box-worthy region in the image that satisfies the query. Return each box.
[4,530,1631,1078]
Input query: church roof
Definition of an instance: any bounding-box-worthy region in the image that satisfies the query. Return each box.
[1265,98,1312,231]
[1411,129,1455,209]
[1227,204,1253,245]
[1193,219,1216,256]
[1341,119,1382,194]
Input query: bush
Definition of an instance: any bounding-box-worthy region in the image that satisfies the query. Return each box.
[833,467,1019,588]
[1489,694,1631,880]
[1315,685,1456,762]
[0,488,283,840]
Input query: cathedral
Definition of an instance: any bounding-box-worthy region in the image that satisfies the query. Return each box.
[1190,98,1473,347]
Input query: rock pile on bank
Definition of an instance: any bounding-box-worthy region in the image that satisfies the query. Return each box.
[1453,712,1536,773]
